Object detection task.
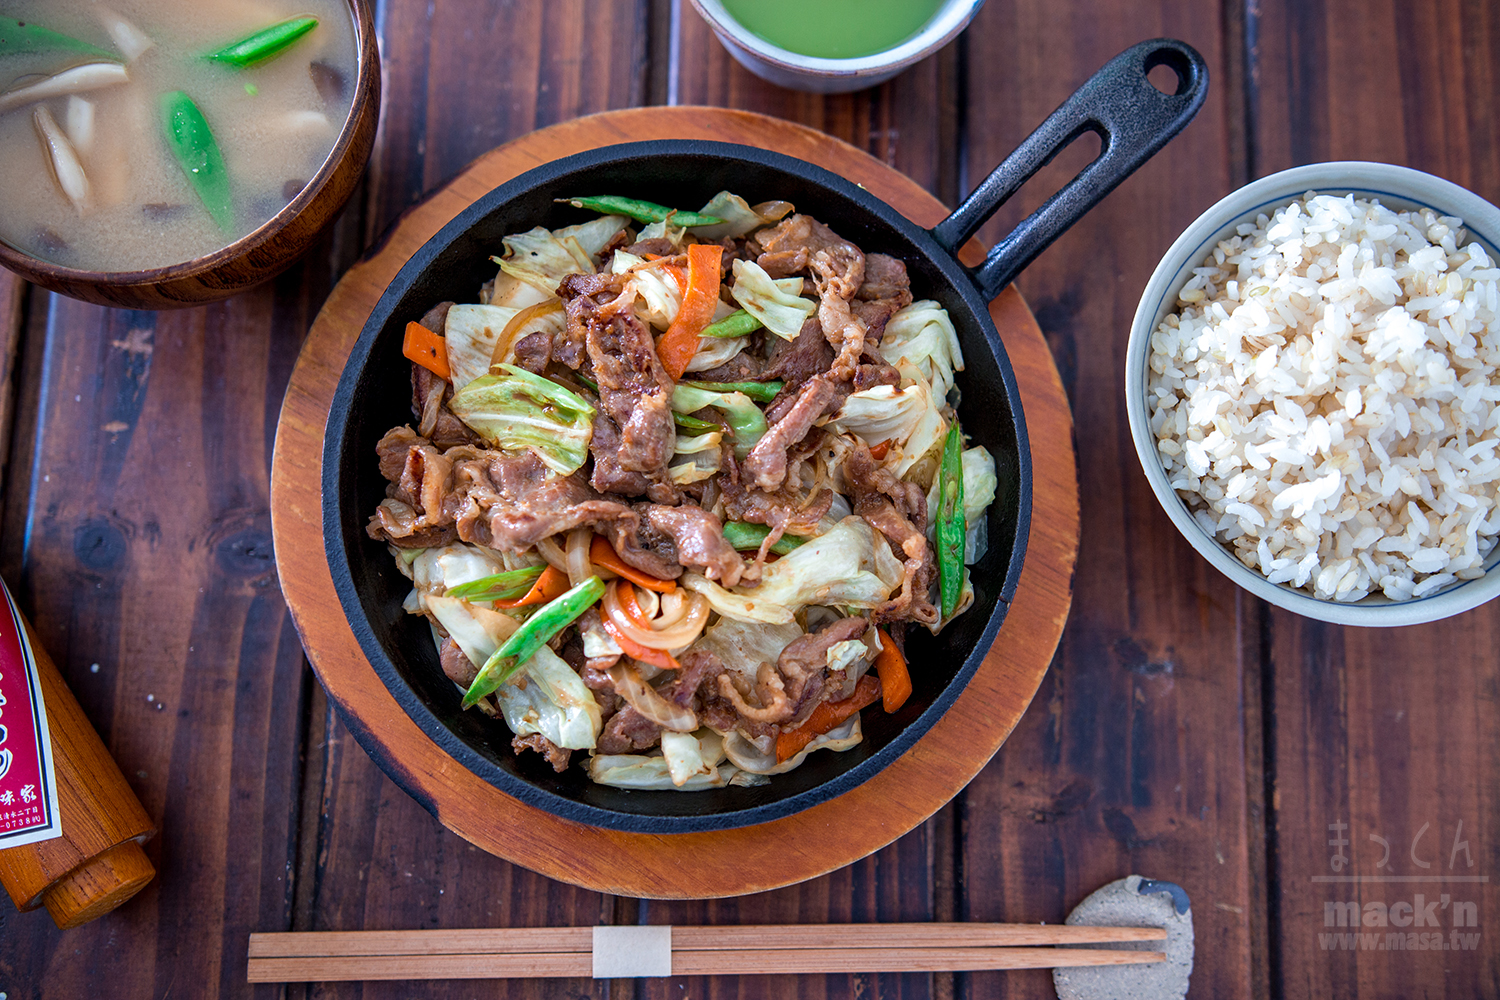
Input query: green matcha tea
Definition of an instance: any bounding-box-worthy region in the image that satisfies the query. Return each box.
[720,0,945,60]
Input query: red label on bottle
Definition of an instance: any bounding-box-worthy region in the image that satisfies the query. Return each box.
[0,580,61,848]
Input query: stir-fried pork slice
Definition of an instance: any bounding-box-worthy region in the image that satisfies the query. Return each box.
[411,364,479,448]
[512,331,552,373]
[605,509,685,581]
[512,733,571,773]
[641,504,746,586]
[589,411,653,496]
[624,237,677,258]
[556,271,631,370]
[418,300,454,333]
[757,215,868,382]
[857,254,911,303]
[560,275,681,504]
[597,705,662,754]
[742,376,840,491]
[854,361,902,391]
[761,316,833,391]
[846,442,938,625]
[369,500,458,548]
[368,427,457,548]
[691,348,763,383]
[775,616,868,726]
[453,451,636,551]
[719,451,832,540]
[846,440,928,530]
[439,637,478,687]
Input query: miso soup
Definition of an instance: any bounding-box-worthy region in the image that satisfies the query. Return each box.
[0,0,358,272]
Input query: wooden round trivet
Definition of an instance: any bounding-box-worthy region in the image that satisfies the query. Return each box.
[270,107,1079,898]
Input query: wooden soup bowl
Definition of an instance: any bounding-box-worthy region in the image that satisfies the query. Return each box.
[0,0,380,310]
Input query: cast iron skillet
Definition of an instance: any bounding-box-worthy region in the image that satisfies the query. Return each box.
[324,39,1207,833]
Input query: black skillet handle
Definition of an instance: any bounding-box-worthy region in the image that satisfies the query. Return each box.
[931,38,1208,301]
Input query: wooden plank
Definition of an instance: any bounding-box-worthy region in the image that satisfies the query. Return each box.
[286,5,653,1000]
[0,283,317,998]
[1254,2,1500,996]
[0,272,27,497]
[642,8,963,1000]
[956,3,1261,999]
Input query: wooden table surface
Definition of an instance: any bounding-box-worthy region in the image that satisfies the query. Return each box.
[0,2,1495,998]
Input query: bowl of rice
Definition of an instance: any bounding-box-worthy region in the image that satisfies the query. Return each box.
[1127,162,1500,626]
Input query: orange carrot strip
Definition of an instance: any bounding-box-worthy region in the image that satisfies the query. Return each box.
[873,627,912,712]
[868,439,892,461]
[589,535,677,593]
[621,584,654,630]
[492,565,569,609]
[775,674,881,763]
[656,243,723,380]
[403,321,450,379]
[600,615,680,671]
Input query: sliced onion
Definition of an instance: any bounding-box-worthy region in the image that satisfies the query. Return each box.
[489,299,563,369]
[634,585,661,620]
[534,535,568,573]
[607,664,697,732]
[679,572,795,625]
[565,527,594,587]
[750,200,795,223]
[603,581,709,650]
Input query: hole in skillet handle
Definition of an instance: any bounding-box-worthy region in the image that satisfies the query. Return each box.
[930,38,1209,301]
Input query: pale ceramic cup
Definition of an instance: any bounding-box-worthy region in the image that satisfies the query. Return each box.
[688,0,988,93]
[1127,162,1500,626]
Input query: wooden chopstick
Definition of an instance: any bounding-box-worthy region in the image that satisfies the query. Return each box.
[248,947,1165,982]
[247,923,1168,983]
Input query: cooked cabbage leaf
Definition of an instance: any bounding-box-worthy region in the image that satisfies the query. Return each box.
[443,303,565,391]
[828,362,949,481]
[736,516,904,613]
[448,364,594,475]
[424,594,519,667]
[692,616,803,685]
[410,544,509,598]
[611,250,682,329]
[555,213,631,257]
[680,572,796,625]
[880,300,965,399]
[496,213,627,295]
[490,643,603,751]
[689,191,772,240]
[661,729,723,787]
[588,728,741,790]
[730,259,816,340]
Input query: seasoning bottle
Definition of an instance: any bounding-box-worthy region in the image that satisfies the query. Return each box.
[0,579,156,928]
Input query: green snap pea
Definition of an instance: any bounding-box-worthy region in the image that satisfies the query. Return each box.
[936,422,966,619]
[462,575,605,707]
[558,195,724,228]
[445,566,544,602]
[205,16,319,68]
[670,386,767,457]
[678,378,783,403]
[161,91,233,232]
[673,411,719,434]
[699,309,763,339]
[722,521,805,556]
[0,17,118,60]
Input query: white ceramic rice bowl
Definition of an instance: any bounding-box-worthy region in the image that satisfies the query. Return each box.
[1127,161,1500,626]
